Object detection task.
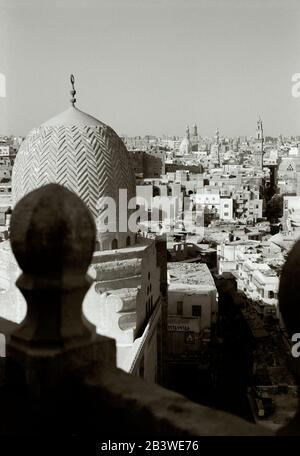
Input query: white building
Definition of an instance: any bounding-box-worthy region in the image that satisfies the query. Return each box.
[193,193,233,221]
[236,250,279,318]
[167,263,217,359]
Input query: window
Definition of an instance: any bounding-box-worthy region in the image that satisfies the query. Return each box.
[224,212,229,217]
[192,305,202,317]
[126,236,131,247]
[268,290,275,299]
[177,301,183,315]
[224,204,229,208]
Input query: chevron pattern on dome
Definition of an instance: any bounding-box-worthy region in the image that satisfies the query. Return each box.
[12,111,136,222]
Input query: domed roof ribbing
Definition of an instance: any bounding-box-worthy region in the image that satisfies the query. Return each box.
[12,76,136,250]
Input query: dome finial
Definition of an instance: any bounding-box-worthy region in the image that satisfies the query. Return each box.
[70,74,76,107]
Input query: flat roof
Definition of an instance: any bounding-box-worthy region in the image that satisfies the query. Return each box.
[168,262,216,288]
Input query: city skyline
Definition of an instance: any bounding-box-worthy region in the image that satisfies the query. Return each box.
[0,0,300,138]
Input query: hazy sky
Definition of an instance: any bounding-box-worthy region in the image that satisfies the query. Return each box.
[0,0,300,137]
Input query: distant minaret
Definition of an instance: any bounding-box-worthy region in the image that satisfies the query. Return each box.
[193,123,198,138]
[257,116,263,141]
[216,128,220,166]
[254,116,264,170]
[186,125,190,140]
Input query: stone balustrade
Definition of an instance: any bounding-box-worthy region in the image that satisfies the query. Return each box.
[1,183,299,436]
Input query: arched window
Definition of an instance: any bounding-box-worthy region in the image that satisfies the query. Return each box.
[111,239,118,250]
[126,236,131,247]
[153,186,160,197]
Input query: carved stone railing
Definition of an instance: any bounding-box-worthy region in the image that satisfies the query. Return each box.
[0,183,274,435]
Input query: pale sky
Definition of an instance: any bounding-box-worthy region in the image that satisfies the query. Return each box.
[0,0,300,138]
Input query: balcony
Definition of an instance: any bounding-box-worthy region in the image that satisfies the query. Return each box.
[0,183,296,436]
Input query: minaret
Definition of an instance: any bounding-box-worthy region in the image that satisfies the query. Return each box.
[186,125,190,140]
[257,116,263,141]
[216,128,220,166]
[254,116,264,170]
[193,123,198,138]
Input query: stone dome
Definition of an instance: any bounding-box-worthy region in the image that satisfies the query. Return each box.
[12,106,136,250]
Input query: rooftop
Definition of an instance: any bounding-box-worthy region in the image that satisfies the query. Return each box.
[168,262,216,289]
